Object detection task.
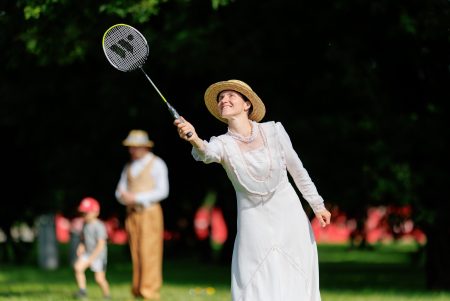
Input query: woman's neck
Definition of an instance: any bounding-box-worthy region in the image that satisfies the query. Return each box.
[227,116,253,137]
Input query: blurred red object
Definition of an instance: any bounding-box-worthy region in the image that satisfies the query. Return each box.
[56,214,182,245]
[312,205,426,244]
[194,207,211,240]
[104,216,128,244]
[211,207,228,245]
[55,213,71,243]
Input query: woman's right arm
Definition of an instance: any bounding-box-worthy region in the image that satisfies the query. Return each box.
[174,117,223,163]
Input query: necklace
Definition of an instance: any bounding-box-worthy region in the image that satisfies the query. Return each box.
[227,121,258,143]
[238,124,273,182]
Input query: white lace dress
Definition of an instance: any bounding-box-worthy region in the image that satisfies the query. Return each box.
[192,121,325,301]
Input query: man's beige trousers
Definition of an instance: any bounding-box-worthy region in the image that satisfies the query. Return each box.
[126,203,163,300]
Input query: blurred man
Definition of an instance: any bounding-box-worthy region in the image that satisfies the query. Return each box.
[115,129,169,300]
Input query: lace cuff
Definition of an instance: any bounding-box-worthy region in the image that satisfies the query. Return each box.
[191,145,206,162]
[191,137,222,164]
[310,202,326,214]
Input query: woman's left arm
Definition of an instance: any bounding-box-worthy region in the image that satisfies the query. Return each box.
[276,122,331,227]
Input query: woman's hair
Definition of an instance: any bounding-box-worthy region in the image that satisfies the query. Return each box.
[239,92,254,116]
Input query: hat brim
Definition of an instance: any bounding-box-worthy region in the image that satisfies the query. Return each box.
[204,81,266,123]
[122,141,154,148]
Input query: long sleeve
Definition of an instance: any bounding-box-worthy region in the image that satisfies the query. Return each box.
[191,136,224,164]
[276,122,326,213]
[115,167,128,205]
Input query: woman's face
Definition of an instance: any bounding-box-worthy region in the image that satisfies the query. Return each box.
[217,90,252,120]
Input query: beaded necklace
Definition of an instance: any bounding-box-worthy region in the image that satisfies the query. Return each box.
[235,124,273,182]
[226,121,258,143]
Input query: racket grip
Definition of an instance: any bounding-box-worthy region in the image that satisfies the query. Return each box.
[167,102,193,138]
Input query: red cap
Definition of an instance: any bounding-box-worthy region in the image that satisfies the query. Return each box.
[78,197,100,213]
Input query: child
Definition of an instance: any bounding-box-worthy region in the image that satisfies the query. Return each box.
[73,197,111,299]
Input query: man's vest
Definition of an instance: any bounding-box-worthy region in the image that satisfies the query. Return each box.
[126,156,156,212]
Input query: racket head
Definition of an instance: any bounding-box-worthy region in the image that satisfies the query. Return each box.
[102,24,149,72]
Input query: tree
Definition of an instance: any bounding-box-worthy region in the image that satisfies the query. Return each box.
[1,0,449,289]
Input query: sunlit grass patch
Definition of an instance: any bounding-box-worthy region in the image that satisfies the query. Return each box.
[1,243,449,301]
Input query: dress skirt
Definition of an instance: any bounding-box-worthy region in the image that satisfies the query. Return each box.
[231,182,321,301]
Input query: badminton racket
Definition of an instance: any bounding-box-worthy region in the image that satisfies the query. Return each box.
[102,23,192,137]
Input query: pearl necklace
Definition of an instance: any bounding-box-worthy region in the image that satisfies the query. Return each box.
[238,124,273,182]
[227,121,258,143]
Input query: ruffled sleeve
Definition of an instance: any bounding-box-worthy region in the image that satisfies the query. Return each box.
[275,122,326,213]
[191,136,224,164]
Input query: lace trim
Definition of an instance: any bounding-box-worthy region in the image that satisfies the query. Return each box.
[220,122,285,196]
[310,202,326,213]
[235,124,272,182]
[226,121,258,143]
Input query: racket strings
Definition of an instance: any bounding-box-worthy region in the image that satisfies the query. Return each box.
[103,26,149,71]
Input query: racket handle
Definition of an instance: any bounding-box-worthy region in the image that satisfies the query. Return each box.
[166,102,193,138]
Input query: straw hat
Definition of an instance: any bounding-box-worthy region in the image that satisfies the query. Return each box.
[204,79,266,123]
[122,129,154,147]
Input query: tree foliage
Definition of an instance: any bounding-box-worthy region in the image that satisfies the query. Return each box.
[1,0,449,289]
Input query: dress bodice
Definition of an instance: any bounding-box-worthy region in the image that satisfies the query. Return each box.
[191,120,325,213]
[217,121,288,200]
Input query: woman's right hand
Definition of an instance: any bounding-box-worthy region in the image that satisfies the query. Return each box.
[174,117,205,150]
[174,116,197,141]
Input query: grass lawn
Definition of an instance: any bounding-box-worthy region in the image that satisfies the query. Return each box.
[0,243,449,301]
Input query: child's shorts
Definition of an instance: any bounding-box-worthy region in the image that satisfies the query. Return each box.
[80,254,107,272]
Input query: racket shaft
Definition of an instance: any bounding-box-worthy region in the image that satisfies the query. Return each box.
[141,68,168,103]
[140,68,192,138]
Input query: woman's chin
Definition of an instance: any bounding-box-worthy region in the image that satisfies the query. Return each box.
[220,112,232,119]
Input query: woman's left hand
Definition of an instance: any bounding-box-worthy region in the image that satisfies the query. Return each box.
[315,209,331,228]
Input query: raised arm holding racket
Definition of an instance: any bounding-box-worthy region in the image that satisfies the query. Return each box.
[102,23,192,138]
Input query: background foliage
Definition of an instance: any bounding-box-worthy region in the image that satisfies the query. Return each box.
[1,0,449,289]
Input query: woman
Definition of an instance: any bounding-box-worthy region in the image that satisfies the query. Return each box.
[174,79,331,301]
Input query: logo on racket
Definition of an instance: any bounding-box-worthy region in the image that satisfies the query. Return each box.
[110,35,134,59]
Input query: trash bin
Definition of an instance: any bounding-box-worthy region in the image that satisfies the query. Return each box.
[36,214,59,270]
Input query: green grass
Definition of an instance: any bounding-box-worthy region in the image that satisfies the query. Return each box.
[0,243,449,300]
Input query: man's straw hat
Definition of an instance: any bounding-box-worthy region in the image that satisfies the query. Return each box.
[122,129,154,147]
[204,79,266,123]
